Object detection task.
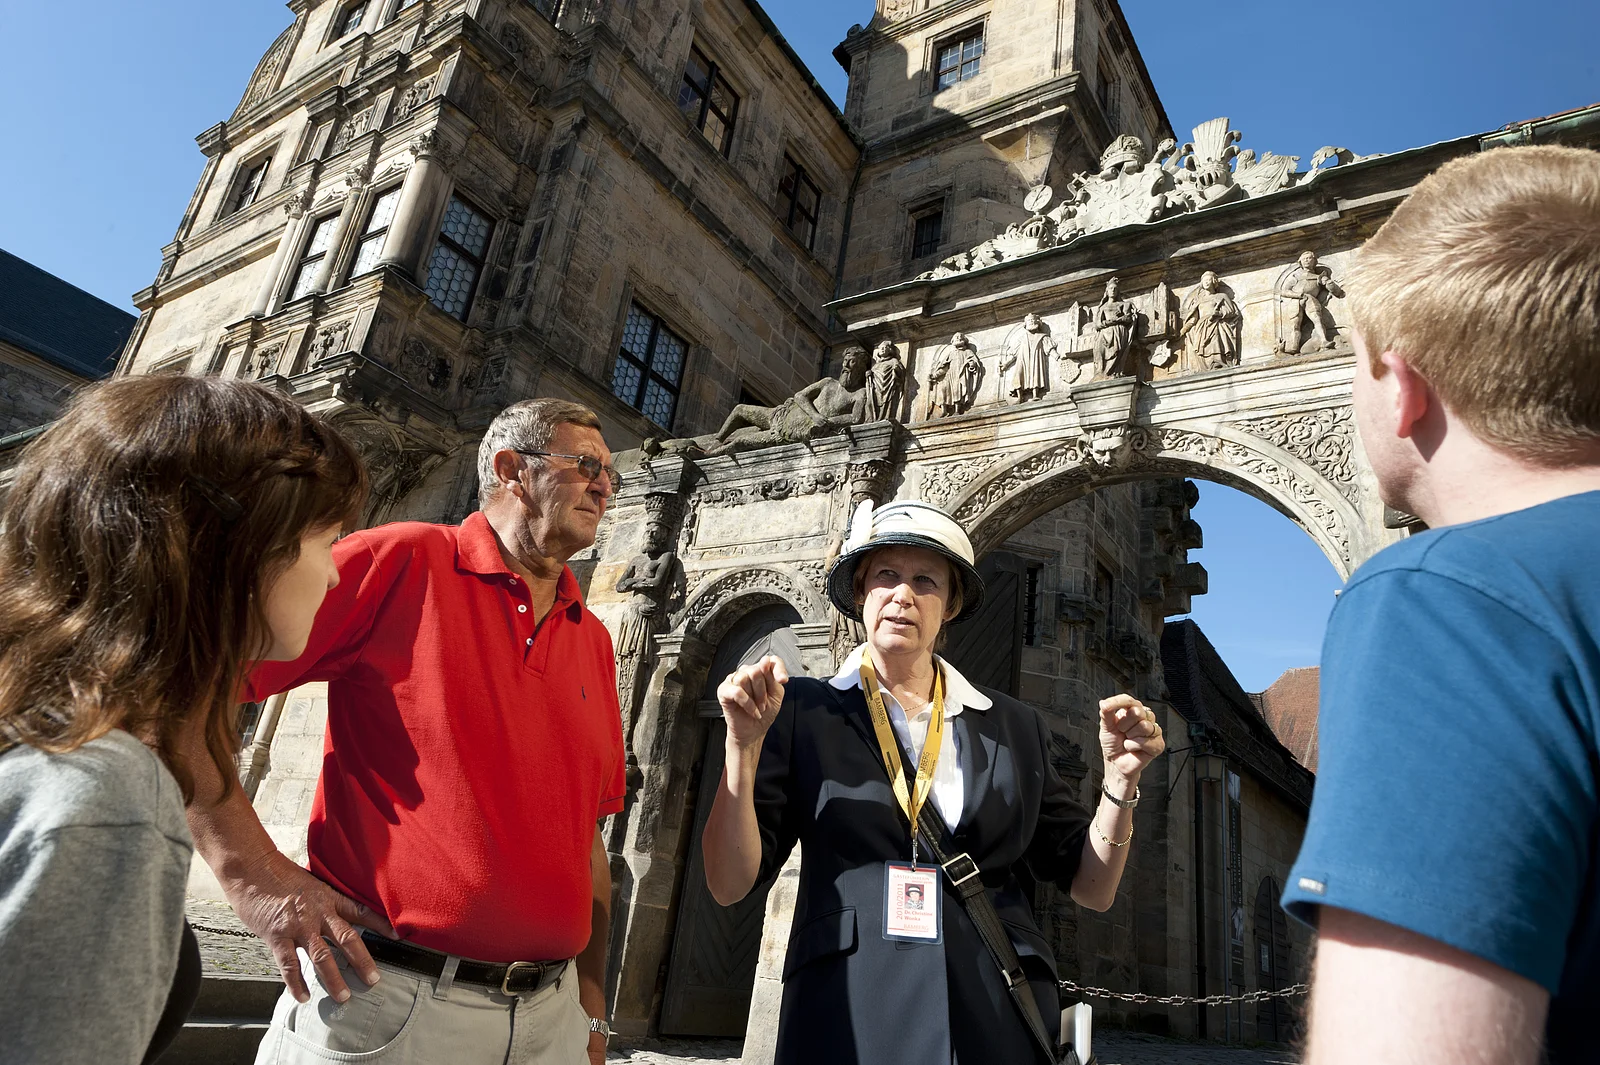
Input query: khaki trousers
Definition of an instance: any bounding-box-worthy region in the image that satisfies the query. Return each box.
[253,947,588,1065]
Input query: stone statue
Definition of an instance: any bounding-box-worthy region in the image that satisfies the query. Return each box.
[613,519,677,719]
[925,332,984,418]
[1000,313,1059,402]
[1276,250,1345,354]
[865,340,906,423]
[1093,277,1141,379]
[693,346,869,456]
[1179,271,1242,369]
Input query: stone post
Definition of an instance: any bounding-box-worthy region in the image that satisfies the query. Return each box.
[607,630,714,1036]
[378,130,453,282]
[249,190,312,318]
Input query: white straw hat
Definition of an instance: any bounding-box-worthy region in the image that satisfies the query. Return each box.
[825,499,985,623]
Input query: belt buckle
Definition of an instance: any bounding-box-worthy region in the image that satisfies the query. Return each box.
[501,960,543,996]
[941,852,981,888]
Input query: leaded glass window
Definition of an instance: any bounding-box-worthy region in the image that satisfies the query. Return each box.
[337,2,367,37]
[226,156,272,216]
[935,28,984,90]
[423,195,493,321]
[351,186,402,277]
[677,45,739,156]
[288,214,340,302]
[611,304,686,429]
[778,155,820,250]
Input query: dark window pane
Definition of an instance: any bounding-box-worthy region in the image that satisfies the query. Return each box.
[338,2,366,36]
[364,187,402,235]
[611,355,643,405]
[912,210,943,258]
[935,30,983,89]
[530,0,561,22]
[702,111,730,154]
[351,235,385,276]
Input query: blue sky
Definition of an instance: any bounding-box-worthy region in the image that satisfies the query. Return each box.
[1,0,1594,690]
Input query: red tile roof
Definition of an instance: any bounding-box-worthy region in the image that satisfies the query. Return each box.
[1254,667,1319,773]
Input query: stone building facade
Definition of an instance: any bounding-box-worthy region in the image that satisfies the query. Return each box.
[85,0,1600,1053]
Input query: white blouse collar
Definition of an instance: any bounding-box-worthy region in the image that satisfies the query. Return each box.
[828,643,994,714]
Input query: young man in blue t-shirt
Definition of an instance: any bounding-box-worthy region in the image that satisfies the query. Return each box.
[1282,145,1600,1064]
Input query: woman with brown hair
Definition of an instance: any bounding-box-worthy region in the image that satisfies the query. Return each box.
[0,375,366,1064]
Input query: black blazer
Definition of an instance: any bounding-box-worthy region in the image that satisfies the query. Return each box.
[752,675,1091,1065]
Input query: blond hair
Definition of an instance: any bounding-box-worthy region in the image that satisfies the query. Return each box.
[1350,145,1600,464]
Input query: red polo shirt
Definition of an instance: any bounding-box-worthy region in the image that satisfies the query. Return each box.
[245,512,626,963]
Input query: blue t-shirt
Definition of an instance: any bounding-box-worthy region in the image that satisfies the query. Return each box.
[1283,490,1600,1060]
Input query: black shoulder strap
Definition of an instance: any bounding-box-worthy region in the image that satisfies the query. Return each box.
[917,802,1060,1063]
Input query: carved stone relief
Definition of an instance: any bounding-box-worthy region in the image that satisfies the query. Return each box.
[1177,271,1242,370]
[865,340,906,423]
[402,336,452,394]
[244,342,285,380]
[1000,313,1062,401]
[1092,277,1141,380]
[918,119,1377,281]
[662,346,871,456]
[1234,406,1358,503]
[313,321,352,364]
[392,77,436,123]
[680,568,819,632]
[330,107,375,155]
[1275,250,1347,355]
[919,455,999,509]
[923,333,984,419]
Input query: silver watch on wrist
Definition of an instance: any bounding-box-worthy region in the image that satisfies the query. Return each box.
[588,1017,612,1040]
[1101,781,1139,809]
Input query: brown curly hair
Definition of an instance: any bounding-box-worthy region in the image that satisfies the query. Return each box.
[0,375,367,802]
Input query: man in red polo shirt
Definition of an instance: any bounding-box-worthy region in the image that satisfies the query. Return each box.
[187,399,626,1065]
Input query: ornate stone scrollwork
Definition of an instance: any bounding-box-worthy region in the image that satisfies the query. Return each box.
[680,568,819,633]
[919,455,998,509]
[1235,406,1358,503]
[313,321,352,364]
[243,342,284,380]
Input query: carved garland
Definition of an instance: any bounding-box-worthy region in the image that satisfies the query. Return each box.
[692,469,841,508]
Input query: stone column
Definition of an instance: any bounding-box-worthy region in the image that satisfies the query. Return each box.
[306,179,368,296]
[377,130,453,282]
[249,190,312,318]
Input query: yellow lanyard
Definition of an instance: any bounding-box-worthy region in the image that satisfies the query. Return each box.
[860,656,945,867]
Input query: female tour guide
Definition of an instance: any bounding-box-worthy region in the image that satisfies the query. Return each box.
[701,499,1165,1064]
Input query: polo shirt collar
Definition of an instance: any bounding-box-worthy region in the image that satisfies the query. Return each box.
[829,643,992,715]
[454,511,584,612]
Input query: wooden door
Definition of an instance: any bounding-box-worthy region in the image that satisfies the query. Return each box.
[942,551,1025,697]
[1253,876,1297,1042]
[658,606,803,1036]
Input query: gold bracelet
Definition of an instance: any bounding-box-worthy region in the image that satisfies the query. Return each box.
[1094,816,1133,848]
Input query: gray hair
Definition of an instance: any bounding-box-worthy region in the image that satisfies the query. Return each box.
[476,398,603,505]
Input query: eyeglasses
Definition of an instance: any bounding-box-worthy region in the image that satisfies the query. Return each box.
[514,450,624,493]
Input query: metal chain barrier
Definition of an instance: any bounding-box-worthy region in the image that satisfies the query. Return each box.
[1058,979,1309,1007]
[191,921,257,939]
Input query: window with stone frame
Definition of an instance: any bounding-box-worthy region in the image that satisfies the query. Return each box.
[777,155,820,250]
[1093,560,1115,643]
[611,303,687,429]
[677,45,739,156]
[224,155,273,217]
[423,195,494,321]
[529,0,563,23]
[934,26,984,91]
[911,205,944,259]
[336,1,367,38]
[287,213,341,302]
[1023,563,1044,646]
[350,186,403,277]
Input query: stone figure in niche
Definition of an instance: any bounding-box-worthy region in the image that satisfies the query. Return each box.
[613,518,677,731]
[1093,277,1141,379]
[925,333,984,418]
[1179,271,1242,370]
[1000,313,1059,402]
[865,340,906,423]
[693,346,869,456]
[1276,250,1345,354]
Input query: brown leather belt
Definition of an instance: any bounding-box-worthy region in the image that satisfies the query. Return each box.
[359,929,569,996]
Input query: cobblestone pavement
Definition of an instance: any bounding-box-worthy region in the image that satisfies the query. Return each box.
[606,1033,1299,1064]
[188,897,277,977]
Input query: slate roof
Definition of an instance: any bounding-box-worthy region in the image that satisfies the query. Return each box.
[1161,619,1315,810]
[0,248,136,379]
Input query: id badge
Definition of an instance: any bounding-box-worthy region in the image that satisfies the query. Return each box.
[882,862,942,943]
